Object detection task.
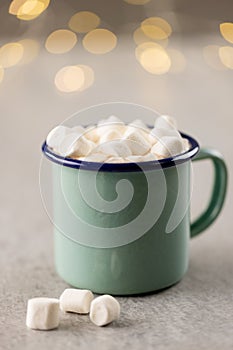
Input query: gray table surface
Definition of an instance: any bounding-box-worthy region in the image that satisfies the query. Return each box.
[1,0,233,349]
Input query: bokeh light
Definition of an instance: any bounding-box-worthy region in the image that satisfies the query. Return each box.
[141,25,168,40]
[9,0,50,21]
[123,0,151,4]
[45,30,77,54]
[68,11,100,33]
[203,45,226,70]
[0,66,4,84]
[83,29,117,54]
[76,65,95,91]
[220,22,233,44]
[219,46,233,69]
[0,43,24,68]
[135,42,163,61]
[167,49,186,73]
[55,65,95,93]
[133,27,168,47]
[141,17,172,37]
[9,0,25,14]
[137,44,171,74]
[55,66,85,93]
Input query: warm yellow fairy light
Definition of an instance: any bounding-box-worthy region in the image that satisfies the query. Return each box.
[220,22,233,44]
[0,66,4,83]
[139,46,171,74]
[141,17,172,37]
[68,11,100,33]
[76,65,95,91]
[141,25,168,40]
[9,0,25,14]
[219,46,233,69]
[135,42,163,61]
[9,0,50,21]
[19,0,44,15]
[18,39,40,64]
[55,65,95,93]
[0,43,24,68]
[167,49,186,73]
[203,45,226,70]
[133,27,168,47]
[55,66,85,93]
[83,29,117,54]
[124,0,151,4]
[45,30,77,54]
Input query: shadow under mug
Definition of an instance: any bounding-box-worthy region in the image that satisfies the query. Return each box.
[42,132,227,295]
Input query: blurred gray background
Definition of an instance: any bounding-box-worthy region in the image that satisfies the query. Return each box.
[0,0,232,349]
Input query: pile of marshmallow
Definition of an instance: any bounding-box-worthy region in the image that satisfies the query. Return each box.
[46,115,190,163]
[26,288,120,330]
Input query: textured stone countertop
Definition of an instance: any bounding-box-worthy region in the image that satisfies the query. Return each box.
[1,217,233,350]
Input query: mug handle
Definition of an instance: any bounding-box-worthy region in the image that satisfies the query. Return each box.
[190,148,228,238]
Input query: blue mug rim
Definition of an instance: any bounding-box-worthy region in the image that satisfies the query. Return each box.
[41,131,199,172]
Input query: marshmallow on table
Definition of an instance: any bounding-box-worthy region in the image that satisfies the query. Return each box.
[151,136,185,158]
[90,295,120,326]
[123,129,151,155]
[154,115,177,130]
[95,140,132,158]
[46,125,70,150]
[58,133,95,157]
[26,298,60,330]
[60,288,94,314]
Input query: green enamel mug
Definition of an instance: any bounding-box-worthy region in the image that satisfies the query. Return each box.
[42,132,227,295]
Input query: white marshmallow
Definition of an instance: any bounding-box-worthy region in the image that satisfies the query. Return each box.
[60,288,94,314]
[154,115,177,130]
[90,295,120,326]
[151,136,184,158]
[106,156,127,163]
[126,152,158,163]
[26,298,59,330]
[46,125,70,150]
[95,140,132,158]
[150,127,182,141]
[99,129,122,144]
[144,132,158,146]
[123,129,151,155]
[71,125,85,134]
[126,120,156,146]
[99,115,124,126]
[96,116,125,136]
[85,125,99,143]
[80,152,110,162]
[59,133,94,157]
[129,119,149,131]
[182,137,190,151]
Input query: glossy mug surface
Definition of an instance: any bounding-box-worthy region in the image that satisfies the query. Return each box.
[42,133,227,295]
